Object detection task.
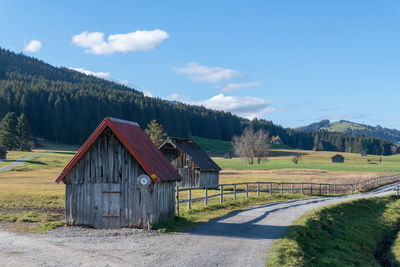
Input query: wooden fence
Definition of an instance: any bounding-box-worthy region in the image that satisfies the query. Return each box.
[176,174,400,215]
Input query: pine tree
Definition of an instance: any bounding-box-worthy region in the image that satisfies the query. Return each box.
[16,113,32,151]
[144,120,167,147]
[0,112,18,150]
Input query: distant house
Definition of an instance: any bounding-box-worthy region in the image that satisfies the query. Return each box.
[271,136,282,145]
[159,137,221,188]
[0,147,6,160]
[55,117,182,228]
[331,154,344,163]
[361,150,367,157]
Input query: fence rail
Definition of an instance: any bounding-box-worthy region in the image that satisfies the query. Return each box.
[176,174,400,215]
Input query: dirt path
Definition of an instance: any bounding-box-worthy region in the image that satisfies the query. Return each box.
[0,152,44,172]
[0,183,397,267]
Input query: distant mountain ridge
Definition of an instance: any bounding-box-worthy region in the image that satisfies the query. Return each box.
[297,120,400,144]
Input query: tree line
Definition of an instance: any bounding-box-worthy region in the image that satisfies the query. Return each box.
[0,112,32,151]
[0,47,396,155]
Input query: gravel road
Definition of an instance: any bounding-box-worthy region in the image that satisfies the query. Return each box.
[0,152,44,172]
[0,183,397,267]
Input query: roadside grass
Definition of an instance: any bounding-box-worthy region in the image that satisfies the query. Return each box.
[390,232,400,265]
[10,151,74,172]
[266,196,400,267]
[213,150,400,173]
[155,193,315,233]
[0,191,64,233]
[0,151,37,167]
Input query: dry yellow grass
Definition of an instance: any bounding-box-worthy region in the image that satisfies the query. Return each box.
[0,168,64,193]
[220,169,388,185]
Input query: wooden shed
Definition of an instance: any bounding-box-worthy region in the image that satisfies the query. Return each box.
[159,137,221,188]
[331,154,344,163]
[55,117,182,229]
[0,147,6,160]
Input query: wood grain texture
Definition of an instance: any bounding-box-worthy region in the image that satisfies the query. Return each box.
[64,128,176,228]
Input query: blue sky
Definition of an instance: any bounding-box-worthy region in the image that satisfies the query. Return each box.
[2,0,400,129]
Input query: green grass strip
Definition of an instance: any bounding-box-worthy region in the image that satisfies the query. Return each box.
[267,196,400,267]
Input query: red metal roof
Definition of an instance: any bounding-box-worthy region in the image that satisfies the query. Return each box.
[55,117,182,184]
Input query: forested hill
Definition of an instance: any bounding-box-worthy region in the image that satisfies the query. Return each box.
[0,48,139,93]
[297,120,400,145]
[0,48,396,155]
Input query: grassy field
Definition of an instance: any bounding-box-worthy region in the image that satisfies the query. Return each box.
[190,136,233,156]
[267,196,400,266]
[0,148,74,232]
[0,151,37,167]
[214,149,400,185]
[0,143,399,233]
[214,149,400,173]
[190,136,293,156]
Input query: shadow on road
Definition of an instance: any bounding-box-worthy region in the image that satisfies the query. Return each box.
[186,197,332,239]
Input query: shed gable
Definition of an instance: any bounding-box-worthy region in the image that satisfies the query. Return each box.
[56,117,182,184]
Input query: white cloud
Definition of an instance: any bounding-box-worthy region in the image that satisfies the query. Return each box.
[24,40,42,53]
[72,30,169,55]
[195,94,275,119]
[69,67,130,86]
[69,67,110,79]
[174,62,243,83]
[219,82,260,92]
[166,93,190,103]
[143,90,154,97]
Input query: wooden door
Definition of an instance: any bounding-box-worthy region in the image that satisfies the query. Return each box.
[101,183,121,228]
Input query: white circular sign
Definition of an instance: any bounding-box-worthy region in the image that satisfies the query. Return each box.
[137,174,151,188]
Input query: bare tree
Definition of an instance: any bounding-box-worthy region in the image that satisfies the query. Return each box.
[292,154,302,164]
[233,128,269,164]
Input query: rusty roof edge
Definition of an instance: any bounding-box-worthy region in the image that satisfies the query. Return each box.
[55,117,110,184]
[107,122,163,184]
[56,117,181,184]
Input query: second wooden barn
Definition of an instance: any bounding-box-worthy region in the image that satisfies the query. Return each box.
[159,137,221,188]
[55,117,182,228]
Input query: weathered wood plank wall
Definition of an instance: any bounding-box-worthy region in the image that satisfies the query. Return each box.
[162,146,219,188]
[65,128,175,228]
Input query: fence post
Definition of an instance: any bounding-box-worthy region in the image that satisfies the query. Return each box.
[281,183,283,195]
[269,183,272,195]
[291,184,293,194]
[257,183,260,197]
[188,188,192,209]
[220,185,223,204]
[334,185,336,195]
[310,184,313,195]
[328,185,330,195]
[245,184,249,198]
[176,185,179,217]
[204,188,208,206]
[319,184,322,195]
[301,183,303,195]
[233,184,237,201]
